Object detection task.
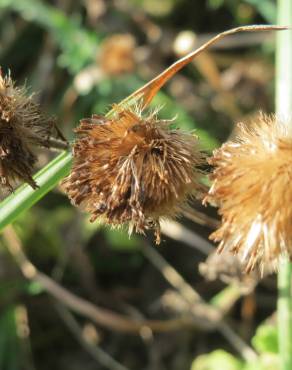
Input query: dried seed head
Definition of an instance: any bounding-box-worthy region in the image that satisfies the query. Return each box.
[62,106,203,242]
[205,113,292,273]
[0,71,65,190]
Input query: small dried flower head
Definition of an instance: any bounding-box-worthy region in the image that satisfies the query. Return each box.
[99,34,136,76]
[205,113,292,273]
[62,105,203,242]
[0,70,65,190]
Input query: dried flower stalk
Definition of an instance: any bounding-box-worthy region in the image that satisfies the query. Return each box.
[0,71,66,190]
[205,114,292,273]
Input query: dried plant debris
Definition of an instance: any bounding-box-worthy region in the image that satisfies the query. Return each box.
[205,113,292,273]
[62,105,204,243]
[0,71,66,190]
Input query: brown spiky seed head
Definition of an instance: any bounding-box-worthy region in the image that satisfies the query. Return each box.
[62,106,203,242]
[205,113,292,273]
[0,71,63,190]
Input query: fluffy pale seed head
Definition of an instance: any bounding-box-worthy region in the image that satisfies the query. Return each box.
[62,106,203,242]
[0,71,64,190]
[205,113,292,273]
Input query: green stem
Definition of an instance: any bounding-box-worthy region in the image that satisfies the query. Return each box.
[276,0,292,116]
[0,151,72,232]
[278,260,292,370]
[276,1,292,370]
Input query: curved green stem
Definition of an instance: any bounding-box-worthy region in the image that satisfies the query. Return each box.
[278,259,292,370]
[276,1,292,370]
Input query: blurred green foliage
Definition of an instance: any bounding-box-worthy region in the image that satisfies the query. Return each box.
[0,307,21,370]
[191,321,280,370]
[191,349,243,370]
[0,0,99,73]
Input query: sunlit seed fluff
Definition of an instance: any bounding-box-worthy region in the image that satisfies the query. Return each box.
[204,113,292,273]
[0,71,64,190]
[62,106,203,243]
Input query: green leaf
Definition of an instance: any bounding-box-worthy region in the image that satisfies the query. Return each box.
[252,323,278,354]
[243,353,279,370]
[191,350,243,370]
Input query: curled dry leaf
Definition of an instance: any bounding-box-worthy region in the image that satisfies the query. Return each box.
[205,114,292,273]
[0,71,66,191]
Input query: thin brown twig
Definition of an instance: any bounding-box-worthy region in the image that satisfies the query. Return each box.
[182,208,220,229]
[46,137,69,151]
[55,303,131,370]
[160,219,214,255]
[2,226,257,360]
[141,243,257,362]
[2,226,218,333]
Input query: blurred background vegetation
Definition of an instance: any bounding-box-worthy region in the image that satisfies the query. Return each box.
[0,1,281,369]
